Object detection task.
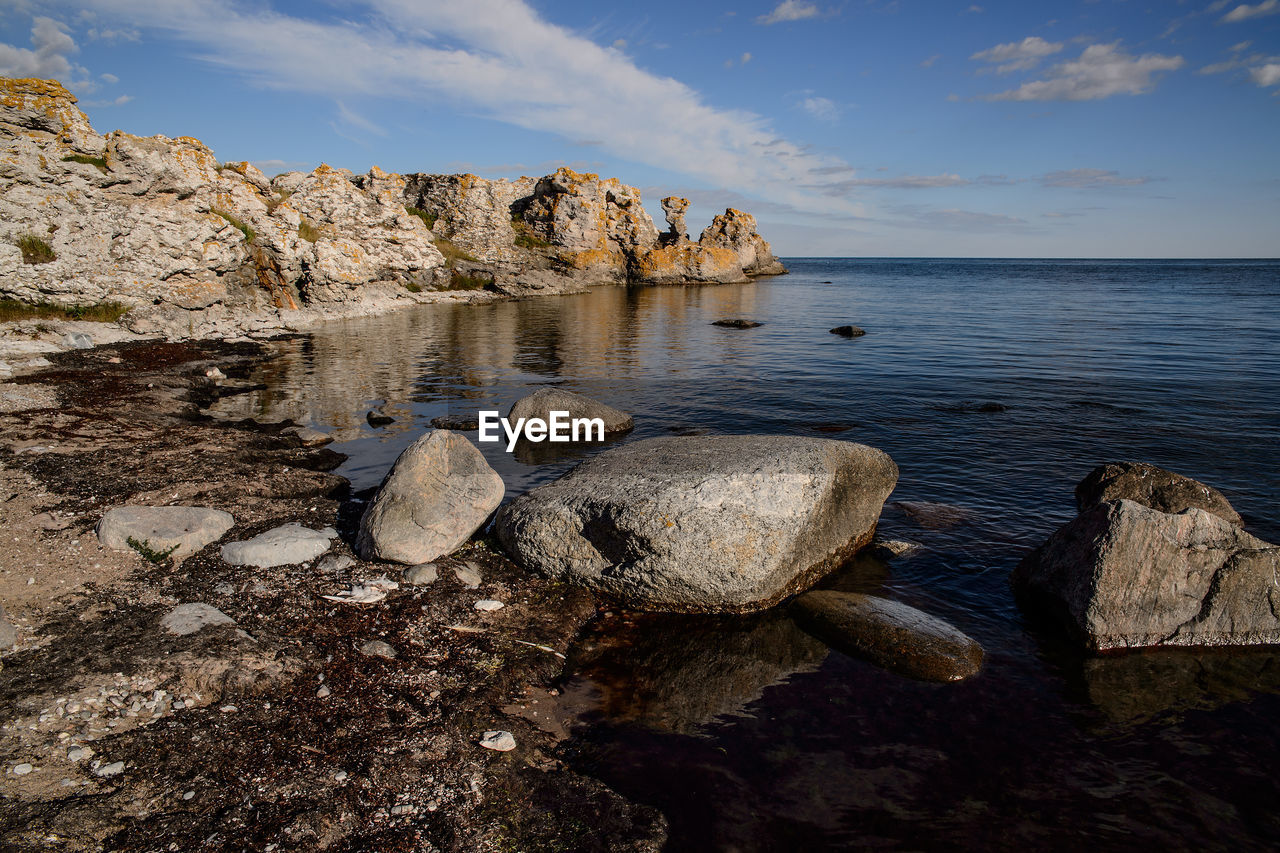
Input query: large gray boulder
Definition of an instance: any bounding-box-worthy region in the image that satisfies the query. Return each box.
[507,388,633,436]
[1013,499,1280,650]
[495,435,898,612]
[1075,461,1242,526]
[791,591,983,682]
[357,430,504,564]
[97,506,236,558]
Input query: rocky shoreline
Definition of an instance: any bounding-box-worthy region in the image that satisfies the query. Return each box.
[0,340,665,851]
[1,76,785,351]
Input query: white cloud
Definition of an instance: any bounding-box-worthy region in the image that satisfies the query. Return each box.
[984,42,1183,101]
[741,51,752,64]
[100,71,118,83]
[1251,63,1280,86]
[335,100,386,136]
[67,0,860,216]
[82,93,132,106]
[0,15,80,80]
[1040,168,1150,188]
[800,96,838,120]
[821,173,970,191]
[971,36,1063,74]
[920,53,941,68]
[1222,1,1280,23]
[756,1,819,25]
[967,5,984,13]
[887,206,1030,232]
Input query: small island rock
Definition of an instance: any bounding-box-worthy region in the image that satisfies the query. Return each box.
[507,388,633,435]
[829,325,866,338]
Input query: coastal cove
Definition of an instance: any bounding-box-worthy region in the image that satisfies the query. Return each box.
[203,257,1280,849]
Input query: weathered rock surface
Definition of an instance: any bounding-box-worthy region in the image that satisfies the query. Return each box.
[495,435,898,612]
[0,600,15,650]
[1075,461,1243,526]
[96,506,236,558]
[507,388,633,435]
[1013,499,1280,650]
[404,167,786,293]
[160,603,237,636]
[357,430,504,564]
[4,79,784,342]
[791,590,984,682]
[220,523,336,568]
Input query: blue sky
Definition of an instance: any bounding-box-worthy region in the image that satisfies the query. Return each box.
[2,0,1277,257]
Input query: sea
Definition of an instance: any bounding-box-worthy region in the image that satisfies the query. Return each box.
[211,258,1280,851]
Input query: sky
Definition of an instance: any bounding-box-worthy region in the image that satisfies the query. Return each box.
[1,0,1277,257]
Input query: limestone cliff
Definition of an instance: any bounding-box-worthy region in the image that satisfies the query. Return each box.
[0,77,786,340]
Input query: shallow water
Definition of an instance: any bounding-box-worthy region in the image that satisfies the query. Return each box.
[215,258,1280,850]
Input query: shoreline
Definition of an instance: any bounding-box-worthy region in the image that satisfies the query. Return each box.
[0,338,665,851]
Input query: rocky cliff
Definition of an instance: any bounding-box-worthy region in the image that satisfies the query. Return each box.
[0,77,786,341]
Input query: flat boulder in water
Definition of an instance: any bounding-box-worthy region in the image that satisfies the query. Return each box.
[1075,461,1242,526]
[711,319,761,329]
[791,590,984,682]
[496,435,898,612]
[508,388,633,435]
[357,430,504,564]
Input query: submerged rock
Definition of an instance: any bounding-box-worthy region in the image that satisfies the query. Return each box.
[357,430,504,564]
[97,506,235,559]
[221,524,336,568]
[1074,461,1242,526]
[711,319,762,329]
[496,435,898,612]
[829,325,866,338]
[430,414,480,431]
[791,590,984,682]
[1013,499,1280,650]
[507,388,633,436]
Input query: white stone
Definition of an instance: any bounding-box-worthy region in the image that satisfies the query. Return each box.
[479,730,516,751]
[220,524,336,568]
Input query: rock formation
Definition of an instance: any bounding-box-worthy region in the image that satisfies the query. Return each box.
[1014,465,1279,651]
[1,77,787,341]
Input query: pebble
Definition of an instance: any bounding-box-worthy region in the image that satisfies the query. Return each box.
[12,763,33,776]
[474,599,504,612]
[334,771,348,782]
[317,553,355,574]
[213,583,235,595]
[391,804,416,816]
[219,705,237,713]
[479,730,516,752]
[67,747,89,761]
[359,640,397,659]
[95,761,124,777]
[182,790,195,800]
[205,367,226,380]
[403,562,438,585]
[454,563,482,589]
[316,685,332,699]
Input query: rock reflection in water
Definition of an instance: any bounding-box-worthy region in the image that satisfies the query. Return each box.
[565,609,829,735]
[1081,646,1280,725]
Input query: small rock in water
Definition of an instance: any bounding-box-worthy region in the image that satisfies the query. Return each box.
[479,730,516,751]
[870,539,922,560]
[430,414,480,430]
[360,640,398,659]
[474,599,504,612]
[63,332,93,350]
[12,763,33,776]
[366,407,394,427]
[711,319,761,329]
[403,563,438,585]
[160,603,236,636]
[454,563,482,589]
[792,590,984,682]
[95,761,125,778]
[829,325,866,338]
